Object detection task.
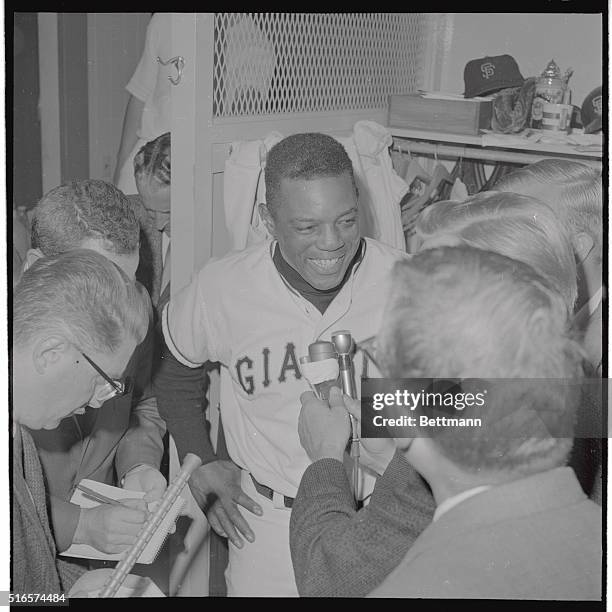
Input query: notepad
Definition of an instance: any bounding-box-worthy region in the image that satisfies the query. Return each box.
[60,478,186,564]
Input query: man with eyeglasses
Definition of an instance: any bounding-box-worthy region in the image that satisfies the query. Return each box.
[12,249,152,594]
[79,353,132,401]
[23,180,166,567]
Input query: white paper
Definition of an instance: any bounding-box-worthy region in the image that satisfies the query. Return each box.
[60,478,185,564]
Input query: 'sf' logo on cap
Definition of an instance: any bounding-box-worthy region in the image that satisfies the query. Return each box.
[593,95,602,115]
[481,62,495,79]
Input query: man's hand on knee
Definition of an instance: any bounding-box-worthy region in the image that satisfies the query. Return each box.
[189,459,263,548]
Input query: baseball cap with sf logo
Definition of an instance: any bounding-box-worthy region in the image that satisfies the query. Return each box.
[464,54,525,98]
[581,86,603,133]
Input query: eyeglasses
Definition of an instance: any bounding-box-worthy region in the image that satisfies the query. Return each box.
[80,351,132,405]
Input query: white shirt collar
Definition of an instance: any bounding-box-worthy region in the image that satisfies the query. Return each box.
[433,485,492,522]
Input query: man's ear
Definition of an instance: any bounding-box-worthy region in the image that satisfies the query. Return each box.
[522,307,554,352]
[24,248,44,271]
[32,336,71,375]
[259,203,276,237]
[572,232,595,264]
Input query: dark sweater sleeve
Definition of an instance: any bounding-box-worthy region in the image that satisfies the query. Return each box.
[116,323,166,477]
[153,337,217,465]
[290,450,435,597]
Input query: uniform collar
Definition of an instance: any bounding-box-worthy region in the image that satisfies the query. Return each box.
[271,239,366,314]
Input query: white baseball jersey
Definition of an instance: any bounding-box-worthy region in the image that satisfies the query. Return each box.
[163,237,407,497]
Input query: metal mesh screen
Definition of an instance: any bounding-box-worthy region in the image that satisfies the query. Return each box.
[213,13,429,118]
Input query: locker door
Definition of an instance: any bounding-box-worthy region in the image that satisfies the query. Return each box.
[167,13,216,598]
[170,13,216,295]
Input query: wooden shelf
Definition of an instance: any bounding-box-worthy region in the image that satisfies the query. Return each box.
[389,127,603,164]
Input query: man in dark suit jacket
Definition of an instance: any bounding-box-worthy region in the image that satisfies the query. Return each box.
[292,246,602,600]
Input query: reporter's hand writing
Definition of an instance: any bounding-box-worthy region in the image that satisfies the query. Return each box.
[73,499,148,554]
[298,386,351,462]
[122,464,167,503]
[188,460,262,548]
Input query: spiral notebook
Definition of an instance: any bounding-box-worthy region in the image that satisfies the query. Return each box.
[60,478,186,564]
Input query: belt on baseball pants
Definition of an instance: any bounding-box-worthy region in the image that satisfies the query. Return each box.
[250,474,294,508]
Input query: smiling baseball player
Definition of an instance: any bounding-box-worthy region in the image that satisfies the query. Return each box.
[160,132,410,596]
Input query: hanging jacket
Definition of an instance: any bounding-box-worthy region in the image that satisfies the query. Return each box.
[223,132,282,250]
[350,120,407,250]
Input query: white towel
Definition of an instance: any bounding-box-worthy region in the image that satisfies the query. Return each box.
[223,132,282,250]
[352,120,407,250]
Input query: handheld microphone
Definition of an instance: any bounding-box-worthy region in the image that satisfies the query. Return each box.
[331,330,357,399]
[331,330,360,502]
[299,341,340,400]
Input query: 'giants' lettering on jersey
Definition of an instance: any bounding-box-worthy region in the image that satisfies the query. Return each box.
[235,342,302,395]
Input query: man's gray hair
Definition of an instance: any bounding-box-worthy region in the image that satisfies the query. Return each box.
[377,246,584,475]
[31,180,139,256]
[14,249,150,355]
[416,191,578,310]
[494,159,602,262]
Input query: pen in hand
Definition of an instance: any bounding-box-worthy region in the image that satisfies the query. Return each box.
[76,483,128,507]
[76,483,153,517]
[71,483,151,554]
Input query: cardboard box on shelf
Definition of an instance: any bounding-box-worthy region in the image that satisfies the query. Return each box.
[389,93,493,136]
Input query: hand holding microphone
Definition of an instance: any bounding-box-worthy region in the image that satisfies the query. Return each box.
[299,331,361,500]
[298,332,357,400]
[298,387,352,463]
